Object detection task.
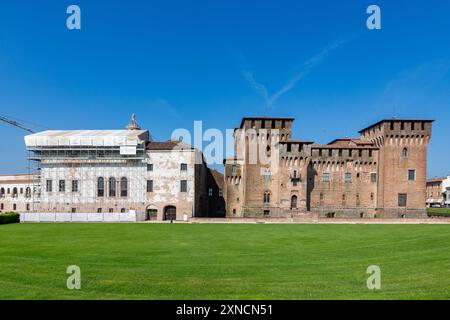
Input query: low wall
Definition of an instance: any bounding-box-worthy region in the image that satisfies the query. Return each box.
[20,212,139,223]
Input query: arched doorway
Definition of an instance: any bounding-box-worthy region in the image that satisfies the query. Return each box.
[145,205,158,221]
[291,195,298,209]
[164,206,177,221]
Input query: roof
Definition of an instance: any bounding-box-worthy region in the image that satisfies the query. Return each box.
[240,116,294,128]
[358,118,434,133]
[328,138,374,147]
[25,130,149,147]
[0,173,40,184]
[210,169,224,189]
[311,144,378,150]
[146,140,194,151]
[427,177,446,184]
[280,140,314,144]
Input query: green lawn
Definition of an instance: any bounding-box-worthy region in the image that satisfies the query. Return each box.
[1,223,450,300]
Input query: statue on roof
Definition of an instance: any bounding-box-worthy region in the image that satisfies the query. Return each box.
[127,114,141,130]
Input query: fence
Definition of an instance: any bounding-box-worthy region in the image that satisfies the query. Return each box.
[20,211,140,222]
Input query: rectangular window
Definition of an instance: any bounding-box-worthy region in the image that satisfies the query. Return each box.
[109,208,113,213]
[318,149,322,157]
[345,173,352,183]
[147,164,153,171]
[180,180,187,192]
[322,173,330,183]
[147,180,153,192]
[408,169,416,181]
[348,149,353,157]
[180,163,188,171]
[263,210,270,216]
[338,149,342,157]
[72,180,78,192]
[71,208,76,213]
[46,180,52,192]
[370,173,377,183]
[97,208,102,213]
[328,149,332,157]
[369,149,373,157]
[59,180,65,192]
[398,193,407,207]
[26,204,30,211]
[208,188,213,196]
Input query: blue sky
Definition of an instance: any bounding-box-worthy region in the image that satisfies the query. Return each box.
[0,0,449,177]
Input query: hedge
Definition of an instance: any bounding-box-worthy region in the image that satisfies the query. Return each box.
[427,208,450,217]
[0,212,20,224]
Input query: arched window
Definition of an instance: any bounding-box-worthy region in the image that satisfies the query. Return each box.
[291,195,298,209]
[402,147,408,158]
[25,187,31,198]
[263,192,270,203]
[109,177,116,197]
[120,177,128,197]
[0,188,4,198]
[97,177,104,197]
[12,187,18,198]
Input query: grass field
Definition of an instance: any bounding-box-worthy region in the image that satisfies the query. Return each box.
[1,223,450,300]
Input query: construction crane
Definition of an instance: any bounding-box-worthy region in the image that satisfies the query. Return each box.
[0,115,35,133]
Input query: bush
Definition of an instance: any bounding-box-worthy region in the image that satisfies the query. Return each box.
[427,208,450,217]
[0,212,20,224]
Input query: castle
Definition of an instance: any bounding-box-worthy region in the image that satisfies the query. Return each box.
[224,117,433,219]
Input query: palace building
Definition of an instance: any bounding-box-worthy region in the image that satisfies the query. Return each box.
[224,116,433,218]
[11,115,225,221]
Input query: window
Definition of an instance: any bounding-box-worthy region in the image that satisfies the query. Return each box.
[411,122,415,130]
[344,173,352,183]
[291,195,298,209]
[13,204,16,211]
[1,203,3,210]
[0,188,4,198]
[72,180,78,193]
[251,120,256,128]
[147,164,153,171]
[147,180,153,192]
[319,149,323,157]
[120,208,126,213]
[59,180,65,192]
[402,148,408,158]
[46,180,52,192]
[338,149,343,157]
[208,188,213,196]
[369,149,373,157]
[287,143,291,152]
[109,208,113,213]
[71,208,76,213]
[371,173,377,183]
[408,169,416,181]
[180,163,187,171]
[232,209,236,215]
[97,208,102,213]
[401,122,405,130]
[281,120,286,129]
[264,210,270,216]
[12,187,18,198]
[322,173,330,182]
[263,192,270,203]
[219,190,223,197]
[390,122,394,130]
[370,192,374,201]
[20,188,23,194]
[120,178,128,197]
[320,193,324,201]
[359,149,362,157]
[293,180,298,187]
[421,122,425,130]
[231,165,237,174]
[348,149,353,157]
[26,204,30,211]
[398,193,407,207]
[180,180,187,192]
[97,177,104,197]
[328,149,332,157]
[109,177,116,197]
[25,187,31,198]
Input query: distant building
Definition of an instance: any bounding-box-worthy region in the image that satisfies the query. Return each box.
[224,116,433,218]
[14,115,224,221]
[0,174,39,213]
[426,176,450,207]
